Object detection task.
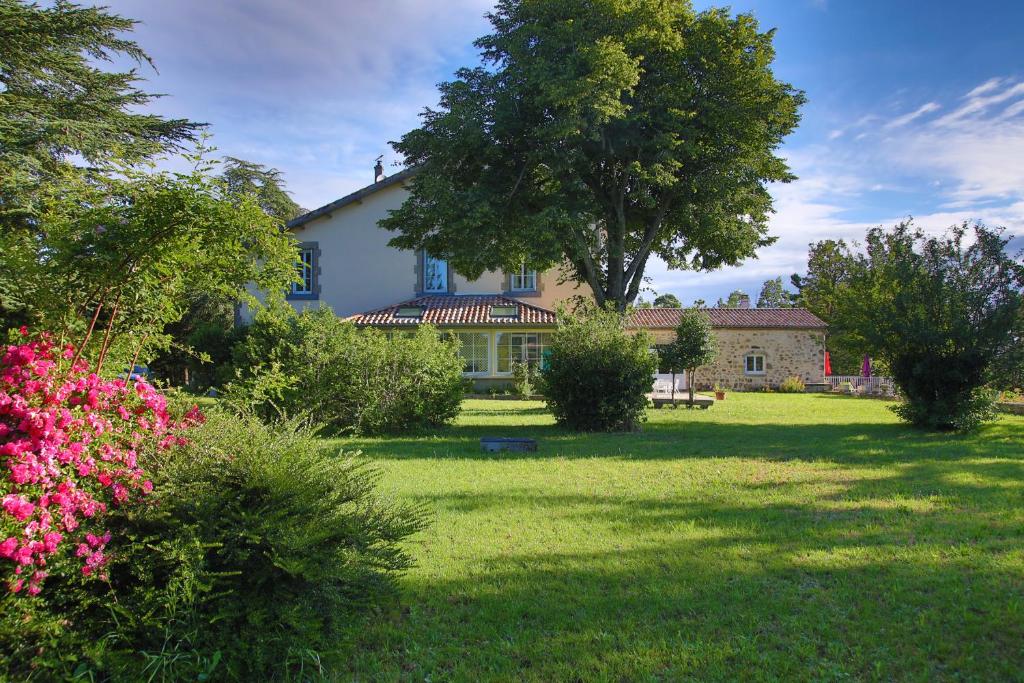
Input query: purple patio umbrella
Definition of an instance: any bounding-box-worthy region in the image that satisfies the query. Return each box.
[861,354,872,378]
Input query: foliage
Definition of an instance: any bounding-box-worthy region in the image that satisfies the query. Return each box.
[147,156,305,390]
[0,0,199,227]
[1,408,426,680]
[220,156,306,223]
[540,305,656,430]
[97,410,427,680]
[511,359,539,397]
[661,309,717,404]
[791,238,862,374]
[778,375,806,393]
[3,151,298,371]
[839,221,1024,430]
[0,332,196,598]
[0,331,200,679]
[146,295,240,390]
[756,277,795,308]
[715,290,750,308]
[382,0,804,310]
[227,307,464,434]
[990,309,1023,390]
[653,293,682,308]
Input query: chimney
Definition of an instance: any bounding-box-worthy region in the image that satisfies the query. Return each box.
[738,294,751,309]
[374,155,385,183]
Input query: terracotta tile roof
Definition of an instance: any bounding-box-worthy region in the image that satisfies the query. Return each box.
[348,295,558,327]
[630,307,827,330]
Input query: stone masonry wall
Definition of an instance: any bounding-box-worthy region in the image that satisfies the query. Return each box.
[647,328,826,391]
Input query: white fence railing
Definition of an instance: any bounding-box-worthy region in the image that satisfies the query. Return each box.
[826,375,896,396]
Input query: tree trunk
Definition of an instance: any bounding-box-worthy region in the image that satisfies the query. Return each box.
[670,370,676,408]
[688,368,696,407]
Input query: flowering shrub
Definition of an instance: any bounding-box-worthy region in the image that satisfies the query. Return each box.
[0,329,198,595]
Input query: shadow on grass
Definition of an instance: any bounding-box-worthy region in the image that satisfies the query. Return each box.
[341,507,1024,680]
[333,399,1024,680]
[342,419,1023,467]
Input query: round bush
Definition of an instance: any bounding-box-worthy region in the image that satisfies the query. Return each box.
[541,306,657,431]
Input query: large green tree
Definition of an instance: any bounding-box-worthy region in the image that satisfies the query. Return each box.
[791,239,862,374]
[756,276,794,307]
[0,0,199,222]
[1,0,201,328]
[382,0,804,310]
[839,221,1023,430]
[716,289,749,308]
[653,293,682,308]
[7,149,297,373]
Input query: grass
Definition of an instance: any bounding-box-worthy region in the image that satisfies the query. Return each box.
[330,394,1024,682]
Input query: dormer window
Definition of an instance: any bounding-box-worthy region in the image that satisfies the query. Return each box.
[423,252,448,293]
[510,264,537,292]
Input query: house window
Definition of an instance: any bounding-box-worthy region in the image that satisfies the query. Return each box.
[457,332,490,375]
[423,252,448,293]
[289,243,318,299]
[744,354,765,375]
[497,332,551,373]
[510,264,537,292]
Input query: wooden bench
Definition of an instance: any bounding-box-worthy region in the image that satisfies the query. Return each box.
[649,394,714,409]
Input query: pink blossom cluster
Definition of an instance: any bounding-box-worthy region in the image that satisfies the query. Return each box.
[0,329,202,595]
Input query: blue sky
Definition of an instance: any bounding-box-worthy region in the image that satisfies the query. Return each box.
[101,0,1024,305]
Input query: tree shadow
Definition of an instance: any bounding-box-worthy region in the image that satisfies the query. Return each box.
[331,401,1024,679]
[341,419,1023,467]
[338,502,1024,680]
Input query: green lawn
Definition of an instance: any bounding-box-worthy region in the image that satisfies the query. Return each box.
[331,395,1024,682]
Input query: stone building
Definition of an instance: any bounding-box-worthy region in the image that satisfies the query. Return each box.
[630,308,828,390]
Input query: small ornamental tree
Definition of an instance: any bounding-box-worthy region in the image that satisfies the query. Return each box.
[664,310,717,405]
[540,305,656,431]
[840,221,1024,431]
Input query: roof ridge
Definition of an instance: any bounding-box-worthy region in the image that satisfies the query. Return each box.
[287,166,419,229]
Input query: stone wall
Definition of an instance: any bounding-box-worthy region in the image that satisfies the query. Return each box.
[647,328,826,391]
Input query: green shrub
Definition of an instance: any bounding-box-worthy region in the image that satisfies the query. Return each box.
[540,305,656,431]
[226,306,464,433]
[35,410,428,681]
[511,359,539,397]
[778,375,806,393]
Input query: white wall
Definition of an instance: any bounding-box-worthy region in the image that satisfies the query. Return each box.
[243,179,593,321]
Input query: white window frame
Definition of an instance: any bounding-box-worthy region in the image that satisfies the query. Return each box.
[423,252,448,293]
[510,264,537,292]
[291,246,315,297]
[496,332,550,374]
[456,332,490,375]
[744,354,766,375]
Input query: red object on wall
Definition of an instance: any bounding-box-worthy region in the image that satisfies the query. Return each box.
[824,351,833,376]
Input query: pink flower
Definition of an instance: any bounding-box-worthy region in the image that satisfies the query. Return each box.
[0,334,195,595]
[2,495,35,521]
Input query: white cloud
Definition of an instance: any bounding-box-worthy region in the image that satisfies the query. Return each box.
[933,80,1024,126]
[883,101,940,128]
[650,77,1024,302]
